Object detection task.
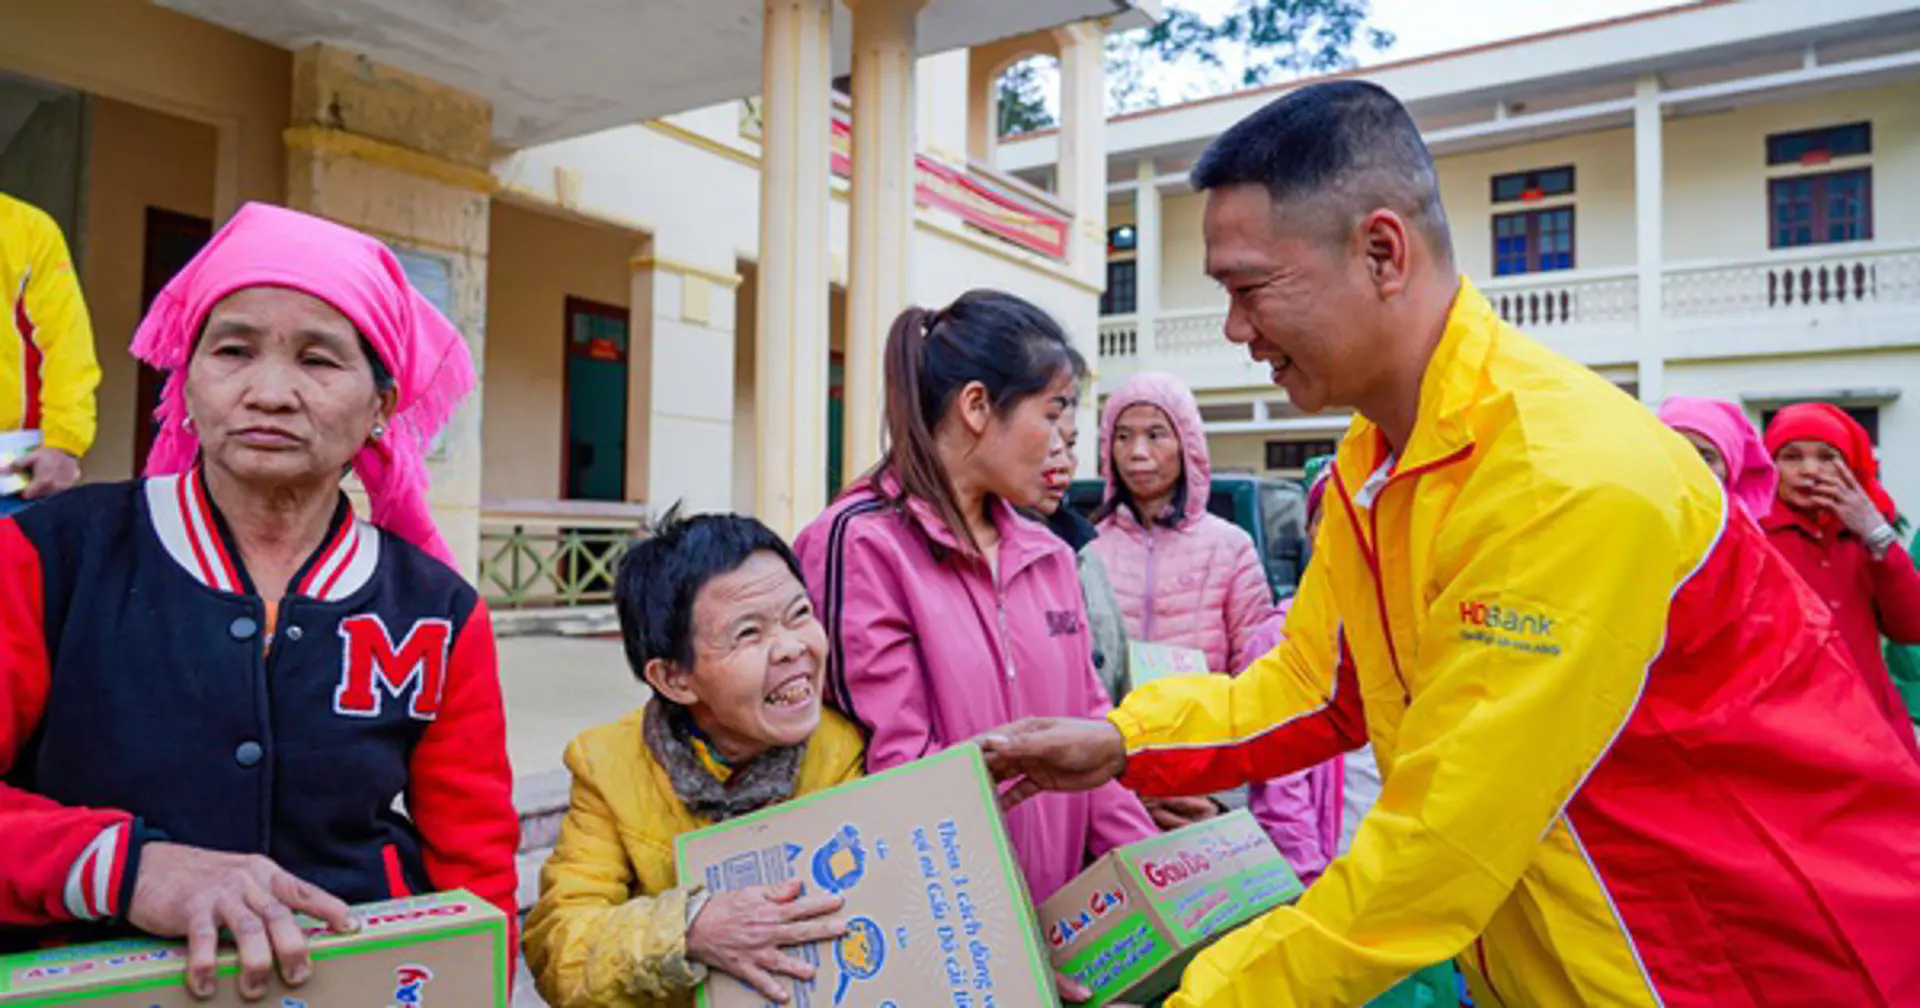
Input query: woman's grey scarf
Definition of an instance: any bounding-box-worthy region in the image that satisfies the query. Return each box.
[643,698,807,823]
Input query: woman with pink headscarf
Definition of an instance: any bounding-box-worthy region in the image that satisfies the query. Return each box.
[0,204,517,1000]
[1656,396,1777,522]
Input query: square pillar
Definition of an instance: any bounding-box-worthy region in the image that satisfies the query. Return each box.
[632,248,742,513]
[1134,158,1162,367]
[1054,21,1106,474]
[915,49,971,169]
[1053,21,1108,292]
[1633,74,1665,406]
[845,0,925,481]
[756,0,836,536]
[284,44,495,578]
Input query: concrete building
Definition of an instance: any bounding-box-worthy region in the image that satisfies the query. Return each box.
[0,0,1154,606]
[999,0,1920,507]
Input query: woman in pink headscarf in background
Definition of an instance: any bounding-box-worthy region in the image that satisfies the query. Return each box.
[1656,396,1777,522]
[0,203,516,1001]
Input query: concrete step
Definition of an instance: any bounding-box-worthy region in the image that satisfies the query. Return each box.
[493,605,618,639]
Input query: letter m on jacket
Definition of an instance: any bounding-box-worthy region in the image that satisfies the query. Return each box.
[334,615,453,720]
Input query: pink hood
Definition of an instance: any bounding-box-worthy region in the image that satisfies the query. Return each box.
[1098,371,1213,528]
[1090,372,1275,670]
[1657,396,1777,522]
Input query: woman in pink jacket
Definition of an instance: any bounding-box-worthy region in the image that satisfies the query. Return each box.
[1090,371,1274,672]
[795,290,1155,910]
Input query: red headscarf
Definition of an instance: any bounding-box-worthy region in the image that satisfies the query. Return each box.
[1764,403,1898,524]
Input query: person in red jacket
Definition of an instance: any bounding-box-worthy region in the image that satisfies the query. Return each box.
[1763,402,1920,757]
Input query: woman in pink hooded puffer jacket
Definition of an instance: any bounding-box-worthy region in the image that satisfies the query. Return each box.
[1089,372,1274,671]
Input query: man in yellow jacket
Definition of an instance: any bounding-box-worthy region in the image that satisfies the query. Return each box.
[1,192,99,513]
[983,81,1920,1007]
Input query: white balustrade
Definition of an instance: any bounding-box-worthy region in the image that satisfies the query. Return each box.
[1155,308,1230,355]
[1480,268,1639,330]
[1097,316,1139,358]
[1663,243,1920,321]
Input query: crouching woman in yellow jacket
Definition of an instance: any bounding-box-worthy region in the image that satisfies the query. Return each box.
[524,512,864,1008]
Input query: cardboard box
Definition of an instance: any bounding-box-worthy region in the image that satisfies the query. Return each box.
[1038,810,1302,1008]
[675,744,1055,1008]
[0,890,508,1007]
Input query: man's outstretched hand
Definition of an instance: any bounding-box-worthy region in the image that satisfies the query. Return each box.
[977,717,1128,810]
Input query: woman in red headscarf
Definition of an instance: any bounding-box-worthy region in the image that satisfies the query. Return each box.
[1765,402,1920,754]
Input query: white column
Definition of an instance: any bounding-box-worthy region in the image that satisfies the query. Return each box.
[756,0,835,535]
[1053,21,1108,291]
[635,246,742,513]
[845,0,924,482]
[1054,21,1106,477]
[1633,74,1665,406]
[1133,158,1161,368]
[915,49,969,168]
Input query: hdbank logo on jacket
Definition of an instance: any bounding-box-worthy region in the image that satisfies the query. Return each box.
[1458,599,1561,656]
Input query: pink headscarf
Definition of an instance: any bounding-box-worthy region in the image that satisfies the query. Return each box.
[131,202,474,568]
[1657,397,1776,522]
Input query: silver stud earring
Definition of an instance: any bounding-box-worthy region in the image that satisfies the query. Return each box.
[182,415,195,432]
[372,423,388,441]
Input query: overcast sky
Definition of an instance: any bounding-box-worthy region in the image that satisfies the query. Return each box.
[1114,0,1689,107]
[1364,0,1686,62]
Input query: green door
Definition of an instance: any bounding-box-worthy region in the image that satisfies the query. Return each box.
[564,298,629,502]
[827,356,845,502]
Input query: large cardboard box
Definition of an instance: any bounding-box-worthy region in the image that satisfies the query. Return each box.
[675,744,1055,1008]
[1038,810,1302,1008]
[0,890,508,1007]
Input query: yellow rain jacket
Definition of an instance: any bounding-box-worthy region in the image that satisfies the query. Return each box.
[523,707,865,1008]
[0,193,98,456]
[1109,279,1920,1007]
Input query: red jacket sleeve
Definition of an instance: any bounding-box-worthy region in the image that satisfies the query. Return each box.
[407,600,519,926]
[0,519,134,926]
[1869,541,1920,644]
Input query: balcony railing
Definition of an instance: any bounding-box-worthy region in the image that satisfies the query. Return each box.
[1663,242,1920,320]
[479,500,650,610]
[1094,244,1920,391]
[746,98,1072,261]
[1098,315,1139,358]
[1482,267,1639,330]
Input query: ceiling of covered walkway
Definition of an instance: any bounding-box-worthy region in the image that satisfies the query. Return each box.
[158,0,1156,148]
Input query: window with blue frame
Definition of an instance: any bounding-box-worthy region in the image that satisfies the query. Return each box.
[1769,168,1872,248]
[1492,207,1575,276]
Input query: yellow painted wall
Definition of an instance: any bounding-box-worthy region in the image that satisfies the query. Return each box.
[1159,190,1219,311]
[1663,81,1920,261]
[0,0,289,215]
[482,201,640,501]
[82,98,218,482]
[1435,126,1636,280]
[1207,433,1268,474]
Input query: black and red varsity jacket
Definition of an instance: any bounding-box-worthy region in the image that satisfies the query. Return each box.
[0,469,517,943]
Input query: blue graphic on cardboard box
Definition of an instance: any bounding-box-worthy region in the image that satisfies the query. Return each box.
[812,825,869,894]
[832,917,887,1005]
[705,842,823,1008]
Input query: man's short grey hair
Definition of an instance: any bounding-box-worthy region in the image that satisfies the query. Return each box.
[1190,80,1453,264]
